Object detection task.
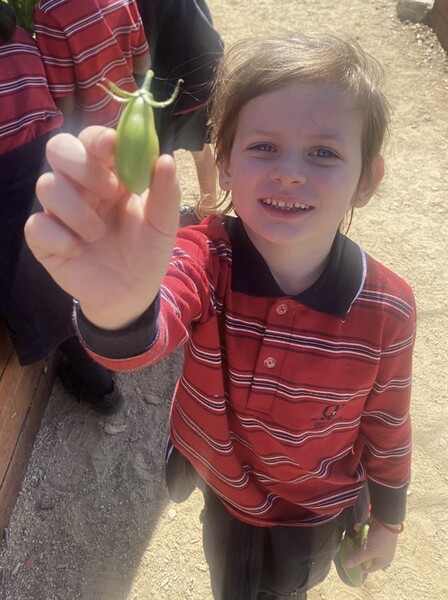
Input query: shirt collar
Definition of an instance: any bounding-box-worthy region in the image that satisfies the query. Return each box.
[224,216,366,319]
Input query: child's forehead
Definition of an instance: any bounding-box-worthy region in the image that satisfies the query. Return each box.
[239,81,361,118]
[232,82,364,143]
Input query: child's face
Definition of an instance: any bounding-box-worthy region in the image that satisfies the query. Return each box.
[219,82,379,252]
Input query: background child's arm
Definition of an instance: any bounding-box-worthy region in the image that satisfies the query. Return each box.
[24,125,181,331]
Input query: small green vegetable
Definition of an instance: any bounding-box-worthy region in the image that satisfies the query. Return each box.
[98,70,182,194]
[338,524,373,587]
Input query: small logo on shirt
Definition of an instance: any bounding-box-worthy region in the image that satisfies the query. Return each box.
[313,405,341,428]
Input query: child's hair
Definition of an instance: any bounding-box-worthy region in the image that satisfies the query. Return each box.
[0,2,17,44]
[205,34,391,222]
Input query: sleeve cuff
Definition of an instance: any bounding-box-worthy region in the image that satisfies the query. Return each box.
[368,479,409,524]
[73,295,160,360]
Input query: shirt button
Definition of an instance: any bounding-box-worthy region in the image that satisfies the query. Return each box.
[276,303,288,315]
[264,357,277,369]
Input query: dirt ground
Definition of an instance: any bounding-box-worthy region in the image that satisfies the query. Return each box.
[1,1,447,599]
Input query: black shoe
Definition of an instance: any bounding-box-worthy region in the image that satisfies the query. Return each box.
[57,360,124,415]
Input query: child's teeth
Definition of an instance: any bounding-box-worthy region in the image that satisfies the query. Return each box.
[263,198,309,210]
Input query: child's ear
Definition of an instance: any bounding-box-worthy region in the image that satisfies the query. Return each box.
[218,162,232,192]
[352,155,385,208]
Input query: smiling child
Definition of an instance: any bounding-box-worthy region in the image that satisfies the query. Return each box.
[25,34,416,600]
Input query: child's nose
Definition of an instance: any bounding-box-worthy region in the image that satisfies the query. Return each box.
[271,154,306,186]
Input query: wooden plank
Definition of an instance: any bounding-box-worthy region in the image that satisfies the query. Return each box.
[0,354,41,488]
[0,318,14,379]
[428,0,448,51]
[433,0,448,21]
[0,364,52,533]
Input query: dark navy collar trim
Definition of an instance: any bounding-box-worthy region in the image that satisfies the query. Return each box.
[224,216,365,319]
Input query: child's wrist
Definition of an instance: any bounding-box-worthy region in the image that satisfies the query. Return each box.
[370,513,404,534]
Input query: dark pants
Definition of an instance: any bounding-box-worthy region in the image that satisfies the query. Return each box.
[200,487,342,600]
[165,447,361,600]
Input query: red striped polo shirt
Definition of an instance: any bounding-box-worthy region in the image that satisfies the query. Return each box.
[34,0,149,127]
[0,27,62,154]
[77,215,416,527]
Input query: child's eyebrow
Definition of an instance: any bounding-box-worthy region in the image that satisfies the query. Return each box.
[243,129,348,144]
[307,132,346,143]
[241,129,278,137]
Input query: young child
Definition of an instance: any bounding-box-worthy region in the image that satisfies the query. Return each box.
[25,34,416,599]
[33,0,150,131]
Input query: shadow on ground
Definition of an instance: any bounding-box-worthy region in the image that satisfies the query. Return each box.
[1,351,183,600]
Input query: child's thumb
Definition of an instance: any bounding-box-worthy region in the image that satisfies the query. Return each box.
[145,154,180,236]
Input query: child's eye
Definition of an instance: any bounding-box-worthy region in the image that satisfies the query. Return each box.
[250,143,276,153]
[310,148,338,159]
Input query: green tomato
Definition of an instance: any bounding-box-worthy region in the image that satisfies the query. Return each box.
[115,94,159,195]
[98,70,182,195]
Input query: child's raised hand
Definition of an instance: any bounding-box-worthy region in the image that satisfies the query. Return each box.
[24,126,180,330]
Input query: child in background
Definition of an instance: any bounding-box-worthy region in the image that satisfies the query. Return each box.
[0,2,123,415]
[25,34,416,599]
[136,0,224,209]
[0,3,62,155]
[33,0,150,131]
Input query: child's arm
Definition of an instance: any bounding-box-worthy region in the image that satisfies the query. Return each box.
[25,126,180,331]
[345,286,416,573]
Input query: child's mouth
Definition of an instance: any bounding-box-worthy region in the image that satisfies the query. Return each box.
[260,198,311,212]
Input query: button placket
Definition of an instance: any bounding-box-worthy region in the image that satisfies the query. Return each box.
[246,301,294,412]
[263,302,291,371]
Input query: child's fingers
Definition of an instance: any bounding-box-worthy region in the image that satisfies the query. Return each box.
[24,211,85,262]
[45,132,118,198]
[78,125,117,169]
[361,558,383,573]
[145,154,181,237]
[36,172,107,243]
